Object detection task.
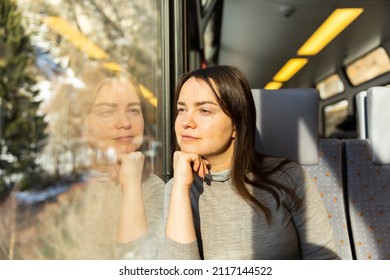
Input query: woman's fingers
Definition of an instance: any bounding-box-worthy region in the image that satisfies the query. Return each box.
[173,151,209,179]
[194,156,210,179]
[117,151,145,189]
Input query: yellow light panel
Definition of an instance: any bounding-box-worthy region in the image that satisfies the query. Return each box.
[43,16,109,60]
[273,58,308,82]
[43,17,157,107]
[298,8,363,56]
[103,62,123,72]
[103,63,157,107]
[264,81,283,90]
[140,84,157,107]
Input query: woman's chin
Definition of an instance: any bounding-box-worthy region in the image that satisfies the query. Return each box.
[179,147,203,156]
[116,145,139,154]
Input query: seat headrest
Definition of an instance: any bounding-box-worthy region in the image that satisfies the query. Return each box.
[252,88,319,165]
[366,87,390,165]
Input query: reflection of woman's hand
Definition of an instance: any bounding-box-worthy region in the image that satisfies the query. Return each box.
[173,151,209,190]
[117,151,145,191]
[116,151,147,244]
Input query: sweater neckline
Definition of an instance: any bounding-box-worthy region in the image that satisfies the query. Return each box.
[87,169,113,183]
[205,169,231,182]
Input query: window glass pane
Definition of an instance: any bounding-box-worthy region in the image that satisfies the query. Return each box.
[201,0,212,9]
[346,47,390,86]
[204,13,215,61]
[1,0,164,259]
[323,100,352,138]
[316,74,345,100]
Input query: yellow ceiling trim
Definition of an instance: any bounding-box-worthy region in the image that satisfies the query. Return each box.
[298,8,364,56]
[44,17,157,107]
[264,81,283,90]
[43,16,109,60]
[273,58,308,82]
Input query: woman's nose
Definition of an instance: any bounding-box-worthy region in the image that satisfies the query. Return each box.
[115,112,131,129]
[181,111,196,128]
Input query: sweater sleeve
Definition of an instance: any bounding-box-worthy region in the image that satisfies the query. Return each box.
[157,179,201,260]
[118,174,166,260]
[285,163,340,260]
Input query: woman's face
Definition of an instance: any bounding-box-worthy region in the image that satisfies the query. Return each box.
[175,77,236,168]
[85,78,145,155]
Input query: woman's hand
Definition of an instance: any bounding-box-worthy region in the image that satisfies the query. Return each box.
[116,151,145,191]
[173,151,209,189]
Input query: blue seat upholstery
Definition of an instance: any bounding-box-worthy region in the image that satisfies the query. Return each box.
[252,88,353,259]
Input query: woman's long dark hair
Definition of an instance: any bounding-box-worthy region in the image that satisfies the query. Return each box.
[174,65,299,222]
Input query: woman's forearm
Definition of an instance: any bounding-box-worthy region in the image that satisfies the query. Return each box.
[117,185,148,243]
[165,183,196,244]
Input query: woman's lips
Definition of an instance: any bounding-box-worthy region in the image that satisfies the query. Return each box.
[181,135,199,141]
[115,135,134,142]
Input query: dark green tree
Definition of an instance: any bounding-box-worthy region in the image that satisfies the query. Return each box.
[0,0,47,201]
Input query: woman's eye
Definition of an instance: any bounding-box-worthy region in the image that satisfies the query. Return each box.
[177,107,185,113]
[128,107,141,114]
[98,110,115,117]
[200,108,211,114]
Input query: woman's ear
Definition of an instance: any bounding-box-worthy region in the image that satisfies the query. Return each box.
[232,127,236,139]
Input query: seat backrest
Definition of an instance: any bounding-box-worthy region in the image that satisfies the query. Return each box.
[355,90,367,139]
[252,88,353,259]
[344,86,390,260]
[366,87,390,164]
[304,139,353,260]
[251,88,318,165]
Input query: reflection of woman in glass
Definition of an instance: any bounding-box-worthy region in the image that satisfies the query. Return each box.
[159,65,339,260]
[40,67,165,260]
[83,71,164,258]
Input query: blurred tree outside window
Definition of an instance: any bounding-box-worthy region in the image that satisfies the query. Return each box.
[0,0,47,200]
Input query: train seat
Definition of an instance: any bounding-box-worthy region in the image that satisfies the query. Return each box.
[355,90,367,139]
[252,88,353,259]
[344,86,390,260]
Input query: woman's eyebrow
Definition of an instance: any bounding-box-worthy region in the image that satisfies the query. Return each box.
[194,101,218,106]
[94,102,116,108]
[177,101,186,106]
[126,102,142,107]
[94,102,141,108]
[177,101,217,106]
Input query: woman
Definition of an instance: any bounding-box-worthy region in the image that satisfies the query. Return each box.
[24,67,165,260]
[78,70,165,259]
[159,65,339,260]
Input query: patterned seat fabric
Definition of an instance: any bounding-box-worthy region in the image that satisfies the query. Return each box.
[344,140,390,260]
[304,139,353,260]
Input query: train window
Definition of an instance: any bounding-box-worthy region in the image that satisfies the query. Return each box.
[201,0,213,10]
[204,12,215,61]
[345,47,390,86]
[323,99,350,138]
[1,0,165,255]
[316,74,345,100]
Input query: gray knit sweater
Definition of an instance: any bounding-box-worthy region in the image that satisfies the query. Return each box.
[158,159,339,260]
